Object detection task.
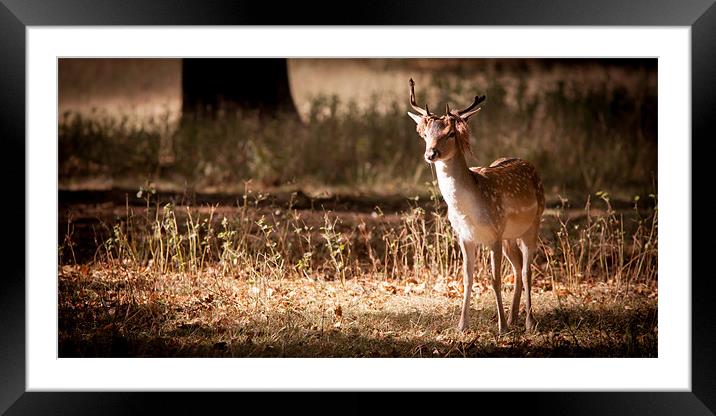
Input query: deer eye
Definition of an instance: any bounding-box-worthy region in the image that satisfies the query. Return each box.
[447,131,456,139]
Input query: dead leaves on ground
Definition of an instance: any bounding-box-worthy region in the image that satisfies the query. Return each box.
[59,263,658,357]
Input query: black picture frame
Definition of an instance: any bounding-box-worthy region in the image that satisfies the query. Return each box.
[1,0,712,414]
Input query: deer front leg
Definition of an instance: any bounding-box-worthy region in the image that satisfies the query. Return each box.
[457,239,476,332]
[491,241,508,333]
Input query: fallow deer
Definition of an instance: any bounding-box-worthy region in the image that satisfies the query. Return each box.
[407,78,545,333]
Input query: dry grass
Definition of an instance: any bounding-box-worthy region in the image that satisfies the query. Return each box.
[58,187,657,357]
[58,264,657,358]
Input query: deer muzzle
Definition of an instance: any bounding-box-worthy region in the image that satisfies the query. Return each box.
[425,148,439,162]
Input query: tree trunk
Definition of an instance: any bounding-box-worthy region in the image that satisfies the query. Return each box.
[181,58,298,118]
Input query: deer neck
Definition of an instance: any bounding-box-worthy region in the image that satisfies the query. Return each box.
[434,151,478,210]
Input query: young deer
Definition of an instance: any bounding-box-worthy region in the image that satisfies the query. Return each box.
[407,79,545,333]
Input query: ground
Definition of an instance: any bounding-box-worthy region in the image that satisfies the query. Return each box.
[58,189,658,358]
[58,265,657,358]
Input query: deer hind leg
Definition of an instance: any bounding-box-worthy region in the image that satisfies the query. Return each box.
[490,241,508,333]
[503,240,523,328]
[457,239,476,332]
[518,226,539,332]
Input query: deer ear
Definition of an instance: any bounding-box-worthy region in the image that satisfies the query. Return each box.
[407,112,423,124]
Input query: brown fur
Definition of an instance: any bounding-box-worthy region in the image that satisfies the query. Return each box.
[470,158,546,235]
[415,114,472,155]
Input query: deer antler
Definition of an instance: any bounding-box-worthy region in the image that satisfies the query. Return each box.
[409,78,431,116]
[457,95,486,117]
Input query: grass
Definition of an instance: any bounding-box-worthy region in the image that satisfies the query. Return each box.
[58,186,657,357]
[59,265,657,357]
[59,59,657,200]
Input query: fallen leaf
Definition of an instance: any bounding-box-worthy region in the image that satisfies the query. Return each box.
[556,288,570,297]
[381,282,397,294]
[446,280,461,297]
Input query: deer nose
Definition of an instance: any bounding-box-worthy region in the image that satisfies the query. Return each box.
[425,148,439,162]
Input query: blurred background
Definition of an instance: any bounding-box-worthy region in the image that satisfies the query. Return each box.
[58,58,656,203]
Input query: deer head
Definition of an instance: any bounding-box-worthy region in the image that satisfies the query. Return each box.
[407,78,486,163]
